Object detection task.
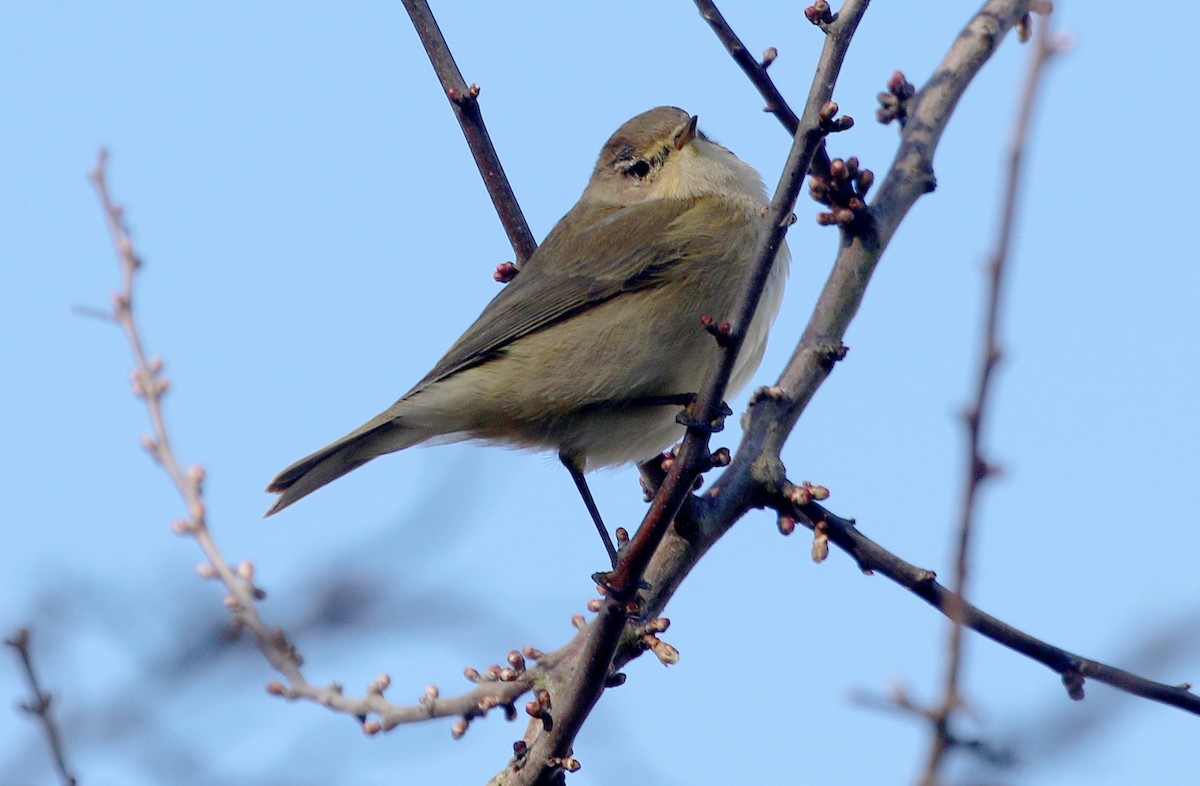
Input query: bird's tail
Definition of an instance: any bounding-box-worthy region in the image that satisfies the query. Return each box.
[264,414,424,516]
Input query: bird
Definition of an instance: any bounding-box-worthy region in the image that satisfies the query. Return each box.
[265,106,788,564]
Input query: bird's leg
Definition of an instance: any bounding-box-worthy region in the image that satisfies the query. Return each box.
[560,454,619,568]
[562,393,729,572]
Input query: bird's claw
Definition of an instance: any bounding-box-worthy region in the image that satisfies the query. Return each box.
[676,400,732,432]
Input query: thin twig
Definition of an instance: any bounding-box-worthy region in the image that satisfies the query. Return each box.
[692,0,835,177]
[922,9,1065,784]
[88,150,534,735]
[401,0,537,266]
[693,0,800,131]
[850,687,1017,767]
[5,628,78,786]
[91,149,298,679]
[774,494,1200,716]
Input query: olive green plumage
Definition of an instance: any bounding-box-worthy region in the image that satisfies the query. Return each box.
[267,107,787,516]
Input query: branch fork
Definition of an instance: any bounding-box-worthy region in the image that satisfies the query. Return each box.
[76,5,1199,786]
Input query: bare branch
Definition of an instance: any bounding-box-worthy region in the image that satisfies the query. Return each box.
[922,8,1066,784]
[5,628,77,786]
[487,2,1065,780]
[707,0,1038,539]
[466,0,1196,762]
[693,0,800,132]
[685,0,1199,731]
[401,0,537,266]
[692,0,835,177]
[772,492,1200,717]
[490,5,870,783]
[270,669,532,737]
[91,148,303,686]
[613,0,1038,635]
[88,150,532,737]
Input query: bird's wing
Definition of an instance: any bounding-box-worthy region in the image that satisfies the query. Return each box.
[409,196,733,393]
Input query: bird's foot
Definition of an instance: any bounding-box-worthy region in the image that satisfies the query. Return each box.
[676,399,733,432]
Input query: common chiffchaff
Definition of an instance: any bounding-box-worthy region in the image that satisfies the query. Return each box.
[266,107,788,557]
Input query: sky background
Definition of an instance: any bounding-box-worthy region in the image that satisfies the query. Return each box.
[3,2,1199,784]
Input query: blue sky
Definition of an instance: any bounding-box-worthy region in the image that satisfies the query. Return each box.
[2,2,1198,784]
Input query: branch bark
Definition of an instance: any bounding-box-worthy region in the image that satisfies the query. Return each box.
[401,0,537,266]
[692,0,836,179]
[690,0,1197,726]
[777,497,1200,716]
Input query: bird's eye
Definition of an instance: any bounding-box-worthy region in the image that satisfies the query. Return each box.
[627,160,651,180]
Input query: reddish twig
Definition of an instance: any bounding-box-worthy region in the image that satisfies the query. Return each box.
[88,150,535,736]
[922,9,1065,782]
[5,628,77,786]
[400,0,537,266]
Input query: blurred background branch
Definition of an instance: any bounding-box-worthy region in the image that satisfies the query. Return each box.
[6,628,77,786]
[922,9,1066,785]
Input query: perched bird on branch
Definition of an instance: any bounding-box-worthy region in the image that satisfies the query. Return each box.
[266,106,788,563]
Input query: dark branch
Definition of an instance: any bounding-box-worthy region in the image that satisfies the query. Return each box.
[692,0,835,177]
[693,0,800,131]
[777,495,1200,717]
[401,0,538,265]
[6,628,77,786]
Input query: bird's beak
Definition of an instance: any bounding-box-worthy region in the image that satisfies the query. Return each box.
[674,115,699,151]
